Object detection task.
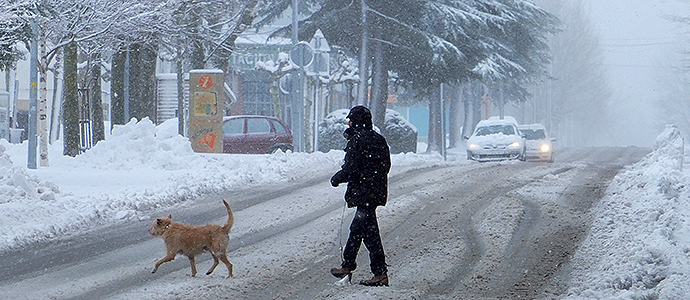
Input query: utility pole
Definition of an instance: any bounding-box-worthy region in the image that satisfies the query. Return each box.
[358,0,368,106]
[290,0,304,152]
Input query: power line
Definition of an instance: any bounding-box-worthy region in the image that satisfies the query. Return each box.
[600,63,669,69]
[600,41,676,47]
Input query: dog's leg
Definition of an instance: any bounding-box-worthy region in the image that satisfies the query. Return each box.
[219,254,233,278]
[206,253,220,275]
[187,256,198,277]
[152,253,176,274]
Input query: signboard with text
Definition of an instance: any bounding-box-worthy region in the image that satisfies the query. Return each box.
[230,44,291,70]
[189,70,224,153]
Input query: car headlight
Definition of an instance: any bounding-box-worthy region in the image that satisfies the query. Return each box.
[540,144,550,153]
[508,141,521,148]
[468,143,480,150]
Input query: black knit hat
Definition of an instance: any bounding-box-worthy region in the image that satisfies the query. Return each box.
[347,105,372,128]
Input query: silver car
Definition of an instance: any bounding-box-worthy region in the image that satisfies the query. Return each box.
[518,123,555,162]
[466,117,525,162]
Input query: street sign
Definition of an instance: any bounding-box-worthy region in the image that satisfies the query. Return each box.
[198,75,214,89]
[307,29,330,77]
[279,74,292,94]
[290,42,314,68]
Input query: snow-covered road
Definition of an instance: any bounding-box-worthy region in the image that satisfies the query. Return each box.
[0,146,649,299]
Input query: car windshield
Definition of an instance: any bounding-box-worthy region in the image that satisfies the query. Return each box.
[522,129,546,140]
[475,125,515,136]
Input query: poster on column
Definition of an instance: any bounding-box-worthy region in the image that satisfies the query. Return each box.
[189,69,224,153]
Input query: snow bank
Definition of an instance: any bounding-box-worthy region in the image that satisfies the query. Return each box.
[564,124,690,299]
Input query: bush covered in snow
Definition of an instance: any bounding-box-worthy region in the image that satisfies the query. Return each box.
[317,109,417,154]
[384,109,417,154]
[318,109,350,152]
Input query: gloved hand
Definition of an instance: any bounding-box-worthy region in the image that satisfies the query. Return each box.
[331,171,345,187]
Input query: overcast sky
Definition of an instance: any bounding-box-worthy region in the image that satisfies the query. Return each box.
[581,0,689,146]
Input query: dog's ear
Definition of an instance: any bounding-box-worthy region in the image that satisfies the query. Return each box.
[167,214,172,219]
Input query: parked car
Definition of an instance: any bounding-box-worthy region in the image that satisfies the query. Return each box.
[466,116,525,162]
[222,115,293,154]
[518,123,555,162]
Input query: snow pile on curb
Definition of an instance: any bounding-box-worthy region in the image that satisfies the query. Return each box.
[0,144,59,203]
[564,125,690,299]
[73,117,197,171]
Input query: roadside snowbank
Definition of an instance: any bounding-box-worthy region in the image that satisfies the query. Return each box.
[564,124,690,299]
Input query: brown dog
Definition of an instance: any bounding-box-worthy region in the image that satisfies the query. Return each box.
[149,200,234,278]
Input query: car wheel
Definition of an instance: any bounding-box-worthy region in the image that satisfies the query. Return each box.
[519,148,527,161]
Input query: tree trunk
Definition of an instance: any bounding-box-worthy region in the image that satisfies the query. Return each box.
[462,82,472,138]
[427,85,442,153]
[129,44,157,122]
[191,40,205,70]
[111,49,125,126]
[369,36,387,132]
[448,84,462,148]
[471,81,483,130]
[38,27,49,166]
[3,67,8,91]
[50,50,61,144]
[62,41,79,157]
[90,52,105,144]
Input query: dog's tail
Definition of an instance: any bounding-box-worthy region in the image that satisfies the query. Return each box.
[222,200,234,234]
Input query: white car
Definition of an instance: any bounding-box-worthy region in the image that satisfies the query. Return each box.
[518,123,555,162]
[466,116,525,162]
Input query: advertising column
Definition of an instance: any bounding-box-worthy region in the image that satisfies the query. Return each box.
[189,69,224,153]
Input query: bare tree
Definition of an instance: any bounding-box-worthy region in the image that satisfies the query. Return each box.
[124,0,262,132]
[20,0,128,158]
[661,3,690,140]
[528,0,610,147]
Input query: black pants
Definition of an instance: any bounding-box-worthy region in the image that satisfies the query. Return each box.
[342,206,387,276]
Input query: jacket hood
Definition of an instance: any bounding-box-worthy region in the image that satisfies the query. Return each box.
[347,106,373,129]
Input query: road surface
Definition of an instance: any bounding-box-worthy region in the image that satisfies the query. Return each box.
[0,146,650,299]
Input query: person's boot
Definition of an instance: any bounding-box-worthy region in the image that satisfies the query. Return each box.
[359,273,388,286]
[330,267,352,279]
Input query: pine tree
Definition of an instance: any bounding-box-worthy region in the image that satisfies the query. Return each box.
[260,0,557,152]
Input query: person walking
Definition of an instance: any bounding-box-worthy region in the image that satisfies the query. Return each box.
[329,105,391,287]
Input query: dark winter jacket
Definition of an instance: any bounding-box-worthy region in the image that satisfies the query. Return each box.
[331,108,391,208]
